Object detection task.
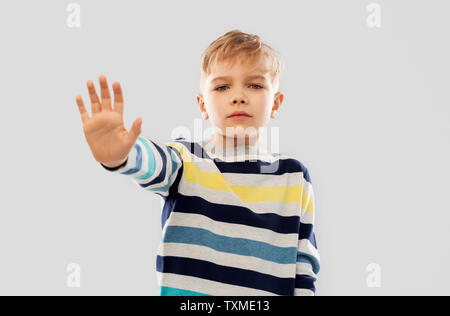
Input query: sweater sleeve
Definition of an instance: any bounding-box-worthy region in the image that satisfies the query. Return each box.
[294,167,321,296]
[99,136,183,198]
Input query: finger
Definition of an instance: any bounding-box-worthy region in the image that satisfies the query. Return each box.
[128,117,142,145]
[75,94,90,124]
[99,75,112,111]
[112,81,124,116]
[87,80,101,114]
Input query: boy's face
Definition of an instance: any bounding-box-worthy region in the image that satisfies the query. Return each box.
[197,55,284,146]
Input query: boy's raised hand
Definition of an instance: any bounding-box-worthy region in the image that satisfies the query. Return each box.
[76,75,142,168]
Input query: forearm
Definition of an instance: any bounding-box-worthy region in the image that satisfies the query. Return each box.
[100,136,184,197]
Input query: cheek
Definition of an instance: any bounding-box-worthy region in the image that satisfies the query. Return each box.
[252,94,272,113]
[250,90,269,101]
[206,94,226,116]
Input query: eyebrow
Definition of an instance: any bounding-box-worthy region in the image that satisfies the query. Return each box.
[210,75,267,83]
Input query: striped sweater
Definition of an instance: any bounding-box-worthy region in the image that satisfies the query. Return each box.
[100,136,320,296]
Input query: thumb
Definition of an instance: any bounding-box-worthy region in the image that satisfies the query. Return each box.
[128,117,142,144]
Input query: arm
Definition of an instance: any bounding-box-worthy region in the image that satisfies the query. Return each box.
[75,75,183,197]
[100,136,183,198]
[294,168,320,296]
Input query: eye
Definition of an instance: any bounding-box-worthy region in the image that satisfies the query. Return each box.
[215,85,228,91]
[215,84,263,92]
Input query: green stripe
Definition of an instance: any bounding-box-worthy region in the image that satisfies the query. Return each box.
[136,136,156,180]
[160,286,211,296]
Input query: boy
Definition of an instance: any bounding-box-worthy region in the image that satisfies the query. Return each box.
[75,30,320,296]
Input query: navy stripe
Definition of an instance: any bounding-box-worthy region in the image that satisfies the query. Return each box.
[168,146,184,196]
[302,166,311,183]
[298,223,317,248]
[160,145,184,226]
[295,274,316,293]
[161,163,184,229]
[214,159,302,177]
[156,255,295,296]
[176,140,312,182]
[176,140,213,160]
[311,232,317,249]
[140,140,168,188]
[121,144,142,175]
[173,193,300,234]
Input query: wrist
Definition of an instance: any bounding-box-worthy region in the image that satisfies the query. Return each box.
[101,158,128,170]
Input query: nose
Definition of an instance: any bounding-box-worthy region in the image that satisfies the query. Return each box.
[232,96,248,105]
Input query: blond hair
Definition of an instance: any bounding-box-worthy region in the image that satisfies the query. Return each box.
[200,29,284,92]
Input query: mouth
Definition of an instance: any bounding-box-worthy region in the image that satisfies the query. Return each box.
[228,114,252,120]
[228,111,252,119]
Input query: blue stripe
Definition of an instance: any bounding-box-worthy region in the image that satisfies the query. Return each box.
[159,286,211,296]
[121,144,142,175]
[163,226,298,264]
[136,137,156,180]
[297,251,320,274]
[156,255,294,296]
[139,141,167,188]
[295,274,316,293]
[173,193,300,234]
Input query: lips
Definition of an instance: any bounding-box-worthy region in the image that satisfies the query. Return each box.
[228,111,251,118]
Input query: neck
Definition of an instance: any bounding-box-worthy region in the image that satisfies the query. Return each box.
[208,133,259,148]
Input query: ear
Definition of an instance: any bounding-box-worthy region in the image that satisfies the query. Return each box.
[271,92,284,118]
[196,93,209,120]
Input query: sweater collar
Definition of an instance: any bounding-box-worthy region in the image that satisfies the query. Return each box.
[199,138,273,162]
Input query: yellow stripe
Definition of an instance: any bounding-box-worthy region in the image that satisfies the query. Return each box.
[231,185,302,203]
[304,193,314,213]
[167,142,314,212]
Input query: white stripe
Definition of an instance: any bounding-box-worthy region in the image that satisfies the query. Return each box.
[299,180,315,224]
[164,212,298,248]
[222,171,304,188]
[294,288,314,296]
[157,242,296,279]
[300,209,314,225]
[298,239,320,264]
[156,272,279,296]
[300,181,313,209]
[177,178,302,217]
[296,261,316,277]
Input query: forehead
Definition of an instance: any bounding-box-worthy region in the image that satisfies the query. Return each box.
[207,55,271,83]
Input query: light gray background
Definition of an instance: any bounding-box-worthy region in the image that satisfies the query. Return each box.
[0,0,448,295]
